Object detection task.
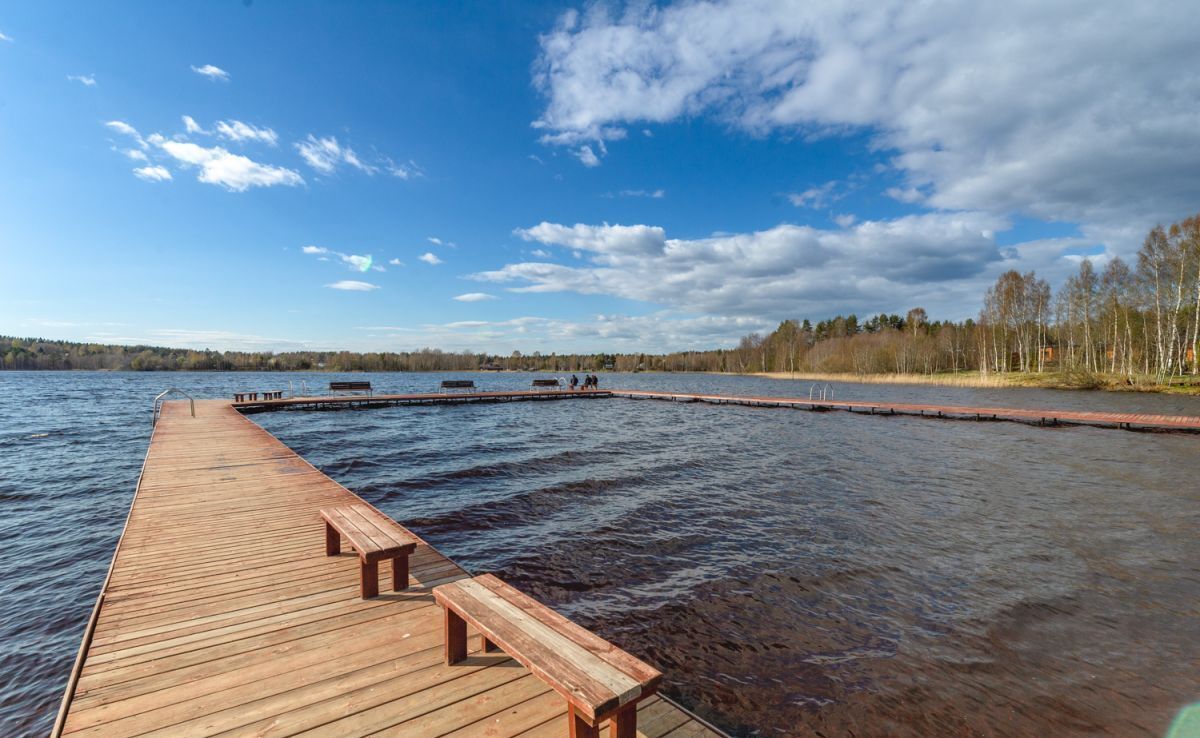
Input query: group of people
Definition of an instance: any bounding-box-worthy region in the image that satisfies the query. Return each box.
[569,374,600,390]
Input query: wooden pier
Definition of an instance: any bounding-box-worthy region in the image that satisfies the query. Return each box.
[233,389,612,413]
[610,390,1200,432]
[53,399,725,738]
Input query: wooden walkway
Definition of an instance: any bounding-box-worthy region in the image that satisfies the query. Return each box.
[53,400,726,738]
[233,389,611,413]
[610,390,1200,432]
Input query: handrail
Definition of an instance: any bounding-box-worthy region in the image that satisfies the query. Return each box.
[153,388,195,426]
[808,383,834,401]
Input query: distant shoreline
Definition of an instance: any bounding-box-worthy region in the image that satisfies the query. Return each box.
[752,370,1200,395]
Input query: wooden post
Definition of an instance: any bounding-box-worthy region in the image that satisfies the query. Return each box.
[445,608,467,664]
[568,705,599,738]
[481,634,500,652]
[610,704,637,738]
[325,523,340,556]
[392,554,408,591]
[360,559,379,599]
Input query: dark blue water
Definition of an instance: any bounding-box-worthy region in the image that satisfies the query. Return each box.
[2,371,1198,737]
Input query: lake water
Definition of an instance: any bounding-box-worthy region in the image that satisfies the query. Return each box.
[1,371,1198,737]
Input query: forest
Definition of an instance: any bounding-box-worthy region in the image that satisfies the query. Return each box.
[5,215,1198,387]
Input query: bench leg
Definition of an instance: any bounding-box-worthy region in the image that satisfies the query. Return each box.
[392,554,409,591]
[610,704,637,738]
[444,608,467,665]
[325,522,340,556]
[480,634,500,653]
[568,705,598,738]
[360,559,379,599]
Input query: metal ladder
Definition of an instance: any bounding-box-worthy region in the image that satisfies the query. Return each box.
[153,388,195,426]
[809,383,833,401]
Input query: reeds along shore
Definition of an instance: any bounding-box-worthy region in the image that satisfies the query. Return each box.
[752,370,1200,394]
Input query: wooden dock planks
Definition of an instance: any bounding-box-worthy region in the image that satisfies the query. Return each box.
[53,400,726,738]
[609,390,1200,431]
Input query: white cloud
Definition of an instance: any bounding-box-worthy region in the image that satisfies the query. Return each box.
[385,158,420,179]
[302,245,329,255]
[0,31,11,42]
[182,115,204,134]
[389,258,405,266]
[67,74,96,87]
[834,214,857,228]
[530,249,553,258]
[122,148,148,162]
[453,292,498,302]
[533,1,1200,244]
[215,120,278,146]
[788,181,841,209]
[295,134,376,174]
[191,64,229,81]
[613,189,665,199]
[105,120,145,148]
[576,145,600,167]
[158,140,303,192]
[342,254,373,272]
[427,237,444,246]
[472,214,1094,321]
[133,165,172,182]
[326,280,380,292]
[418,252,443,265]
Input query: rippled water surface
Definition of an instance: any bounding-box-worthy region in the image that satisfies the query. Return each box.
[2,371,1198,737]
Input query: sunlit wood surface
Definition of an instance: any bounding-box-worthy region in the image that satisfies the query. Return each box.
[54,400,725,738]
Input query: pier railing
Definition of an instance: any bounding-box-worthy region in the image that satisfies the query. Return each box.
[152,388,195,426]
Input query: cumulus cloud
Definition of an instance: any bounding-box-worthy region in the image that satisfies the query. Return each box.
[453,292,498,302]
[388,258,405,266]
[158,140,303,191]
[302,245,329,255]
[472,214,1093,320]
[133,165,172,182]
[182,115,204,134]
[418,252,443,265]
[0,31,12,42]
[326,280,380,292]
[105,120,145,148]
[191,64,229,81]
[214,120,278,146]
[67,74,96,87]
[789,182,841,209]
[356,313,774,353]
[533,0,1200,239]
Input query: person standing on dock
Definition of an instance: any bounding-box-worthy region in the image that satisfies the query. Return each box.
[592,374,600,390]
[570,374,579,391]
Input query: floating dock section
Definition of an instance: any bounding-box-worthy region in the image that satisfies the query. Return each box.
[610,389,1200,432]
[53,399,725,738]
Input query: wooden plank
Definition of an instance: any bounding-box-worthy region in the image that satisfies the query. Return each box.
[53,399,725,738]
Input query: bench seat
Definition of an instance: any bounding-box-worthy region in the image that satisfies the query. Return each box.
[440,380,476,391]
[320,504,417,598]
[434,574,661,737]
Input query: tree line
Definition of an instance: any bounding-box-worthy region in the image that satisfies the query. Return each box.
[5,213,1198,384]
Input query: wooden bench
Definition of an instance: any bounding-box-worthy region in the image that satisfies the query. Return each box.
[434,574,661,738]
[439,379,476,392]
[262,390,284,400]
[531,379,561,390]
[320,504,417,598]
[329,381,372,396]
[232,392,258,402]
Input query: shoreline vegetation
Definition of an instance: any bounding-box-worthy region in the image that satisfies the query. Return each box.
[5,213,1200,396]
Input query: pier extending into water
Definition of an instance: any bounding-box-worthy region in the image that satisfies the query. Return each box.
[53,399,724,738]
[236,386,1200,433]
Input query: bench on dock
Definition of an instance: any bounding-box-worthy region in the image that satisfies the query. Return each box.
[262,390,284,400]
[320,504,417,599]
[329,381,372,396]
[434,574,661,738]
[232,392,258,402]
[440,380,476,392]
[531,379,561,390]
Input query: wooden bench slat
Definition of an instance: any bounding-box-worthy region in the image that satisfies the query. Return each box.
[342,505,412,551]
[436,577,654,719]
[320,505,414,560]
[474,574,661,687]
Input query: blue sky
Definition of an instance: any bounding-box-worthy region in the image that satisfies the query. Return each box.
[2,1,1198,353]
